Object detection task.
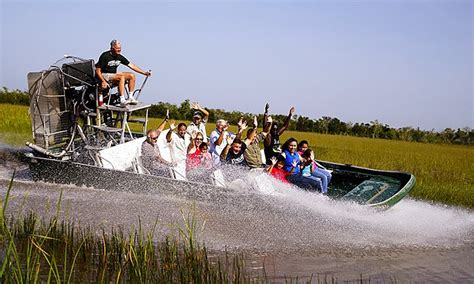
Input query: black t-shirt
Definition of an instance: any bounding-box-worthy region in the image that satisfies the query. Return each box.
[226,143,248,166]
[264,133,281,165]
[95,51,130,73]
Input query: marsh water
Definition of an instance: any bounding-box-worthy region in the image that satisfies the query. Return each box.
[1,145,473,282]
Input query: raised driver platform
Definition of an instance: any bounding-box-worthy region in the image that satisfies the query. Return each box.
[98,102,151,143]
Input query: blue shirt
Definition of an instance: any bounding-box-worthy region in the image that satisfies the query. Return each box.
[283,150,301,175]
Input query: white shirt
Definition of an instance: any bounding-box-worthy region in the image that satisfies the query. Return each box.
[209,129,235,165]
[187,121,208,143]
[169,132,191,163]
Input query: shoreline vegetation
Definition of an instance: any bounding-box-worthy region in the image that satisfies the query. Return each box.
[0,102,472,209]
[1,87,472,145]
[0,174,268,283]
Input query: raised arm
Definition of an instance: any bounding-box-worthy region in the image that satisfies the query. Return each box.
[248,116,258,139]
[266,156,277,173]
[236,117,247,141]
[214,123,228,146]
[264,132,272,147]
[278,106,295,136]
[187,131,198,154]
[263,103,269,128]
[192,102,210,121]
[156,115,168,132]
[220,136,234,161]
[166,120,176,143]
[263,103,272,147]
[262,115,272,135]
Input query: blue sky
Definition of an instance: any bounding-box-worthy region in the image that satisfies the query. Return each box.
[1,0,472,131]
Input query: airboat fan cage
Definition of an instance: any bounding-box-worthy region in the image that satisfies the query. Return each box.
[27,57,97,152]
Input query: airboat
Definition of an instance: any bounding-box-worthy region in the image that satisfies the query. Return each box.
[24,57,415,209]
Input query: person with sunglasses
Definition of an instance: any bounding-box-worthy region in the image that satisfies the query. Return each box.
[140,118,174,177]
[187,131,206,170]
[186,131,213,183]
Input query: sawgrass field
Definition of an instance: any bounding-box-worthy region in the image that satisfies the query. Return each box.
[1,103,473,209]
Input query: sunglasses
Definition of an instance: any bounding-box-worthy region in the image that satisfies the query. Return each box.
[195,138,203,141]
[150,136,159,140]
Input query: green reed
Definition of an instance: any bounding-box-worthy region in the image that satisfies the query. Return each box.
[0,173,265,283]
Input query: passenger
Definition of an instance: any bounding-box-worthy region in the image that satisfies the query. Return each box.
[221,138,247,167]
[301,147,332,194]
[141,127,174,177]
[264,105,295,165]
[187,102,210,142]
[198,143,213,169]
[280,138,321,191]
[186,132,213,183]
[95,39,151,106]
[297,140,309,155]
[166,121,191,179]
[186,132,206,170]
[209,119,231,166]
[244,116,272,169]
[266,156,294,184]
[300,149,324,193]
[220,118,247,166]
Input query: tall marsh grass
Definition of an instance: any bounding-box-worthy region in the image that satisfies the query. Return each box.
[1,103,473,209]
[0,173,261,283]
[0,104,31,146]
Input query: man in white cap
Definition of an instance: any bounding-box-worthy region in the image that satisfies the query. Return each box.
[187,102,209,142]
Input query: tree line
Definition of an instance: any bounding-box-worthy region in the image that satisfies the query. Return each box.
[2,87,472,145]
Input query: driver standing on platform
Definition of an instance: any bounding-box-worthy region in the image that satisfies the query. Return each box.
[95,39,151,107]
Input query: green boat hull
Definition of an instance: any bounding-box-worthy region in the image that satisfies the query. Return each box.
[318,161,416,209]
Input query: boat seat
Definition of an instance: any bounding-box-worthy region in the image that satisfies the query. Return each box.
[92,125,122,133]
[99,137,146,170]
[132,156,151,175]
[128,118,147,125]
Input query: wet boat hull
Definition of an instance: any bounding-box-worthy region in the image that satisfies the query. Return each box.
[27,155,415,209]
[319,161,416,208]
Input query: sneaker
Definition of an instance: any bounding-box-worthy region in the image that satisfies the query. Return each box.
[127,97,138,105]
[119,100,129,107]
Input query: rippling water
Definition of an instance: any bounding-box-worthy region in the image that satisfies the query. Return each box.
[1,145,473,282]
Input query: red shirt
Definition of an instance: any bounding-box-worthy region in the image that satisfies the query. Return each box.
[271,167,290,184]
[187,149,202,170]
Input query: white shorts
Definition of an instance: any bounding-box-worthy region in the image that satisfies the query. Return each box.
[102,73,116,82]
